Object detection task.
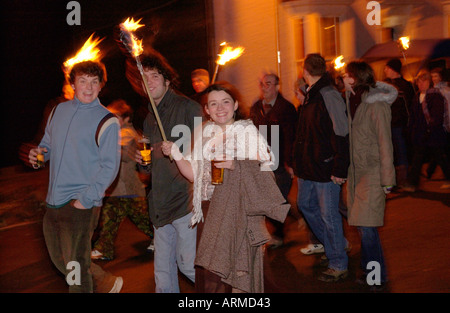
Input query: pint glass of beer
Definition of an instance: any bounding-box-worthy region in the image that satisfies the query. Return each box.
[211,160,224,185]
[33,148,45,169]
[138,136,151,165]
[36,152,45,168]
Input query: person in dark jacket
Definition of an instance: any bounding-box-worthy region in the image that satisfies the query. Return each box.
[129,50,204,293]
[383,58,415,187]
[403,71,450,192]
[250,73,297,247]
[293,53,350,282]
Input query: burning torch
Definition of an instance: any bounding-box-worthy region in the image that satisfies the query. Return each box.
[211,42,245,84]
[334,55,345,73]
[398,36,415,89]
[333,55,346,91]
[62,33,104,99]
[119,17,170,150]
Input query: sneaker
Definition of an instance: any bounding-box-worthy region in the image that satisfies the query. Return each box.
[108,276,123,293]
[91,250,112,261]
[440,181,450,189]
[147,239,155,252]
[300,243,324,255]
[318,268,348,282]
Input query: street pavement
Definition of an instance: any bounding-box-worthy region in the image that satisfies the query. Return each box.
[0,166,449,294]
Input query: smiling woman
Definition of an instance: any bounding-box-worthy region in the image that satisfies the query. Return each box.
[205,90,239,129]
[161,81,288,293]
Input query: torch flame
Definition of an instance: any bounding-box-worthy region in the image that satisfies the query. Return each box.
[399,36,410,51]
[217,43,245,66]
[334,55,345,71]
[63,33,104,74]
[120,17,145,57]
[122,17,144,31]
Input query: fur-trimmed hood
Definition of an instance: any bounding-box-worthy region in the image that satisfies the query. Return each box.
[364,81,398,106]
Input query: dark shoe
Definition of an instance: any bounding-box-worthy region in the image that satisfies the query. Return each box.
[318,268,348,282]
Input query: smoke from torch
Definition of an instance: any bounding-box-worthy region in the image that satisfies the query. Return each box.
[211,42,245,83]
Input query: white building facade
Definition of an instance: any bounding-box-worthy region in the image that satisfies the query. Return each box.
[211,0,449,109]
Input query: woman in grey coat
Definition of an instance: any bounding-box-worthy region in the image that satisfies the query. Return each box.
[343,61,397,290]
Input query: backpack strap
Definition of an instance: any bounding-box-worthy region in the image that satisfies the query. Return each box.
[95,113,117,147]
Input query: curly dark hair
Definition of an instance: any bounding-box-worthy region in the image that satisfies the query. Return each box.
[125,49,179,97]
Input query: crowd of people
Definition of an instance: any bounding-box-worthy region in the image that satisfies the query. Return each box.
[27,46,449,293]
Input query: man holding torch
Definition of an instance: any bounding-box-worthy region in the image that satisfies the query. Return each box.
[129,50,203,293]
[28,60,123,293]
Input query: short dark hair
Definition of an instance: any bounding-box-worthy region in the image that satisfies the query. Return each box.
[345,61,376,92]
[304,53,326,77]
[203,81,245,121]
[68,60,107,86]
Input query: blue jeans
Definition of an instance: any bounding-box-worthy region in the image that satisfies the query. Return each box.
[297,178,348,271]
[357,227,387,283]
[154,212,196,293]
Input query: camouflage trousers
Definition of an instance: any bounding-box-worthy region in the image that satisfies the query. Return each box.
[93,197,153,259]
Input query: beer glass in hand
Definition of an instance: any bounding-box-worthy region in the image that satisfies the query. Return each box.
[138,136,151,165]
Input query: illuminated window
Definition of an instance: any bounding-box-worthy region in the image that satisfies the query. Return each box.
[293,16,340,74]
[320,17,340,60]
[293,18,305,76]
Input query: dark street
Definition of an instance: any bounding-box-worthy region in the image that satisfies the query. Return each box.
[0,164,449,294]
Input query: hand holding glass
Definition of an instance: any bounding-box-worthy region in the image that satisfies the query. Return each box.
[138,136,151,165]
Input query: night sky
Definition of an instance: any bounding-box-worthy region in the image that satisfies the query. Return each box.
[1,0,211,168]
